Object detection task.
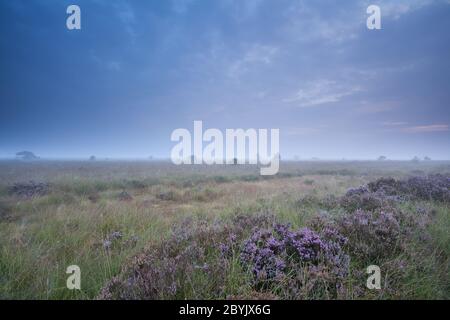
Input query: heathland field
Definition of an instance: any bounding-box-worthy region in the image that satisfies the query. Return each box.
[0,160,449,299]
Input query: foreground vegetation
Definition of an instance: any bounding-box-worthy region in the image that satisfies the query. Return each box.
[0,160,449,299]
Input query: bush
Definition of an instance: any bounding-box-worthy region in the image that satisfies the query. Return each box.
[239,223,349,298]
[368,175,450,203]
[98,214,274,299]
[337,210,401,262]
[9,181,50,198]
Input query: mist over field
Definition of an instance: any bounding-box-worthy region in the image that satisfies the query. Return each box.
[0,0,449,301]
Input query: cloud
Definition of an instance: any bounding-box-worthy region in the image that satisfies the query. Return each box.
[112,2,137,43]
[381,121,408,126]
[283,80,361,107]
[227,44,279,79]
[172,0,196,14]
[282,0,444,45]
[355,100,402,114]
[283,2,361,44]
[220,0,264,21]
[401,124,449,133]
[369,0,437,19]
[90,51,122,72]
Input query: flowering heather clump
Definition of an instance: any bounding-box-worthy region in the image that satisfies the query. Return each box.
[402,175,450,202]
[340,184,404,213]
[368,174,450,202]
[99,221,221,299]
[102,231,123,250]
[342,174,450,213]
[337,209,401,262]
[98,214,274,299]
[340,187,387,212]
[367,177,401,196]
[345,186,370,197]
[240,223,349,297]
[98,239,208,299]
[240,228,287,282]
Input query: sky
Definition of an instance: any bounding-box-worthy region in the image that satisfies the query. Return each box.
[1,0,449,160]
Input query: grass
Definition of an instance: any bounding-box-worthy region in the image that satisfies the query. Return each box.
[0,160,449,299]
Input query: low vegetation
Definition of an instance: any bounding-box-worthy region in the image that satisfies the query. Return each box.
[0,161,449,299]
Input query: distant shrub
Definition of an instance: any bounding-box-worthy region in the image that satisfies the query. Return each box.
[0,201,13,222]
[156,191,177,201]
[117,191,133,202]
[16,151,39,161]
[9,181,50,198]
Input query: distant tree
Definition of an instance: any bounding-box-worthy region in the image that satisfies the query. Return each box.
[89,155,96,161]
[424,156,431,161]
[233,158,238,165]
[16,151,38,161]
[411,156,420,163]
[377,156,387,161]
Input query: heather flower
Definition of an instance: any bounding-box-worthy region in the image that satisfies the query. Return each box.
[337,209,401,261]
[102,231,124,250]
[240,223,349,291]
[340,187,391,212]
[99,214,276,299]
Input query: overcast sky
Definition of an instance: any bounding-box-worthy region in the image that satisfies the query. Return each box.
[1,0,449,160]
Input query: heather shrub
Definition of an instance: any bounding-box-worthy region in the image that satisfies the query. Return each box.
[337,209,402,262]
[367,177,401,196]
[368,175,450,203]
[239,223,349,299]
[340,174,450,212]
[98,214,274,299]
[402,175,450,202]
[339,186,400,212]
